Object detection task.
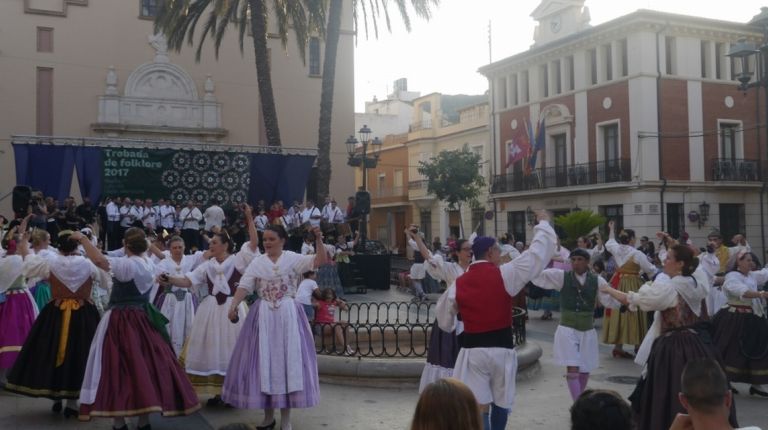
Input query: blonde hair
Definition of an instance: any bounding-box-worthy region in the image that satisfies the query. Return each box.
[30,228,50,247]
[410,378,482,430]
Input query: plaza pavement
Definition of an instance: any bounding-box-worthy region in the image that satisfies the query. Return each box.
[1,287,765,429]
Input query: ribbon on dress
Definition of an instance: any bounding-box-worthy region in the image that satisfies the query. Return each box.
[56,298,81,367]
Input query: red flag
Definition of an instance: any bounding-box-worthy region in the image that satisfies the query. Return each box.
[505,133,530,168]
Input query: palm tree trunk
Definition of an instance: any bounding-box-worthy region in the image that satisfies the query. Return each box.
[316,0,343,198]
[248,0,282,147]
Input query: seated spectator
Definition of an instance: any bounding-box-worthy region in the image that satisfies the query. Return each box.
[571,389,634,430]
[410,378,482,430]
[670,358,761,430]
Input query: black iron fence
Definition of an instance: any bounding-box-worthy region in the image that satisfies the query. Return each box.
[491,159,631,193]
[710,158,762,181]
[313,301,527,357]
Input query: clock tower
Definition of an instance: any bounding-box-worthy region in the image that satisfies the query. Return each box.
[531,0,591,47]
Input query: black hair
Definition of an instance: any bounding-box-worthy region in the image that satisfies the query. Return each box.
[670,244,699,277]
[266,225,288,241]
[58,232,79,254]
[681,359,730,414]
[570,389,634,430]
[303,270,316,278]
[617,229,635,245]
[212,230,235,253]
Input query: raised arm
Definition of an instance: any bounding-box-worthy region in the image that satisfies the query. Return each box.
[529,268,566,291]
[17,215,33,258]
[70,230,109,272]
[405,226,433,260]
[312,227,327,268]
[499,210,557,297]
[244,204,259,252]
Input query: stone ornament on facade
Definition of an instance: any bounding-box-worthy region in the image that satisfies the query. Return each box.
[94,34,225,139]
[724,95,735,108]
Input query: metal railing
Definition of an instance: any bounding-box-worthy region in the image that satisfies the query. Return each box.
[710,158,762,181]
[491,159,631,193]
[408,180,429,190]
[313,301,527,357]
[372,186,406,198]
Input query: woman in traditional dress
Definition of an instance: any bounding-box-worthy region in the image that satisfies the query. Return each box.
[164,205,259,406]
[406,227,472,392]
[222,225,327,430]
[712,251,768,397]
[6,227,109,416]
[601,244,737,430]
[316,240,345,299]
[27,228,54,310]
[152,236,209,356]
[76,227,200,429]
[601,220,657,358]
[0,222,39,385]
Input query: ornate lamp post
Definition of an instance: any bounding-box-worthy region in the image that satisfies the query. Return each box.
[726,8,768,252]
[345,124,382,251]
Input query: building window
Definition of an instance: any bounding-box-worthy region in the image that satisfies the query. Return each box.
[604,44,612,81]
[520,70,529,103]
[553,59,562,94]
[619,39,628,77]
[565,56,575,91]
[601,123,619,162]
[540,63,549,98]
[718,204,745,243]
[665,36,676,75]
[507,211,526,244]
[472,209,485,236]
[140,0,160,18]
[37,27,53,52]
[308,37,321,76]
[666,203,684,239]
[497,76,507,109]
[554,133,567,186]
[719,122,741,160]
[377,173,386,197]
[588,48,597,85]
[36,67,53,135]
[599,205,623,232]
[419,210,431,242]
[701,41,709,79]
[715,42,724,79]
[510,74,519,106]
[393,169,403,196]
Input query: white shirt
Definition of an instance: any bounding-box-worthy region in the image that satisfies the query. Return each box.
[159,205,176,229]
[328,206,345,223]
[255,214,269,231]
[141,206,157,228]
[321,203,334,221]
[119,205,133,227]
[106,201,120,222]
[301,206,321,227]
[301,242,315,255]
[179,207,203,230]
[203,205,226,231]
[436,221,557,333]
[296,278,319,306]
[605,238,658,277]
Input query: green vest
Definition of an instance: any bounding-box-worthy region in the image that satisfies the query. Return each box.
[560,271,598,331]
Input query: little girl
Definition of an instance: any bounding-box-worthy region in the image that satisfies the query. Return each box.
[313,288,353,355]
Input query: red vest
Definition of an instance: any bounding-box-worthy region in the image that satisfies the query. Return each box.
[455,261,513,333]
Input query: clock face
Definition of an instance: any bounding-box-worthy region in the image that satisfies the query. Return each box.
[550,14,562,33]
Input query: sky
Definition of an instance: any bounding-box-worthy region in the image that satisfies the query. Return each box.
[353,0,767,111]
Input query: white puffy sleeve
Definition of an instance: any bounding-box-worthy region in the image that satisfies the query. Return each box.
[633,249,658,277]
[238,259,259,294]
[529,268,565,291]
[436,282,458,332]
[90,261,113,292]
[425,253,456,284]
[499,221,557,297]
[750,267,768,287]
[597,276,622,308]
[185,261,209,287]
[22,254,51,280]
[234,243,260,272]
[722,272,750,300]
[627,279,678,312]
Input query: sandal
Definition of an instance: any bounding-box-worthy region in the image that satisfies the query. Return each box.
[612,349,634,359]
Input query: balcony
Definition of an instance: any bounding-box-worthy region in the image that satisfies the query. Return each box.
[372,186,406,199]
[408,180,429,190]
[710,158,762,181]
[491,159,630,194]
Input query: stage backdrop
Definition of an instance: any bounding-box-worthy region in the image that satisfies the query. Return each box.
[13,144,315,206]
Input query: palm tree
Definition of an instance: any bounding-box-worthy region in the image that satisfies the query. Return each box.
[315,0,439,199]
[155,0,326,147]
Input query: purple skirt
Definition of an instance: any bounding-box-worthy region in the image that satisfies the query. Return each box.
[221,299,319,409]
[0,291,37,369]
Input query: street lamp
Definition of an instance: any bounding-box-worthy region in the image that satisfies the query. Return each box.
[726,8,768,252]
[346,124,382,251]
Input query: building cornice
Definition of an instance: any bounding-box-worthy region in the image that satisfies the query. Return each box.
[24,0,87,17]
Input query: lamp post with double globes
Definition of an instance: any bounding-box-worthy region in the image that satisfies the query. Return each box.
[727,8,768,253]
[345,124,382,252]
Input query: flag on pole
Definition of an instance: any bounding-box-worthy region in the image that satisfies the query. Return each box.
[505,133,530,168]
[527,117,546,171]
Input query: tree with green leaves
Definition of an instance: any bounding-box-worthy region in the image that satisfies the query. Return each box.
[418,149,485,238]
[554,210,606,249]
[315,0,439,199]
[155,0,327,147]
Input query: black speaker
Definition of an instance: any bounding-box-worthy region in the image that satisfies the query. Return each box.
[355,191,370,215]
[12,186,32,217]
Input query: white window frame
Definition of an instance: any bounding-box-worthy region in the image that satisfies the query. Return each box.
[546,125,571,169]
[595,120,621,162]
[716,120,744,159]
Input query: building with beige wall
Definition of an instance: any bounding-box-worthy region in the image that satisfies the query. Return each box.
[0,0,355,215]
[482,0,767,255]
